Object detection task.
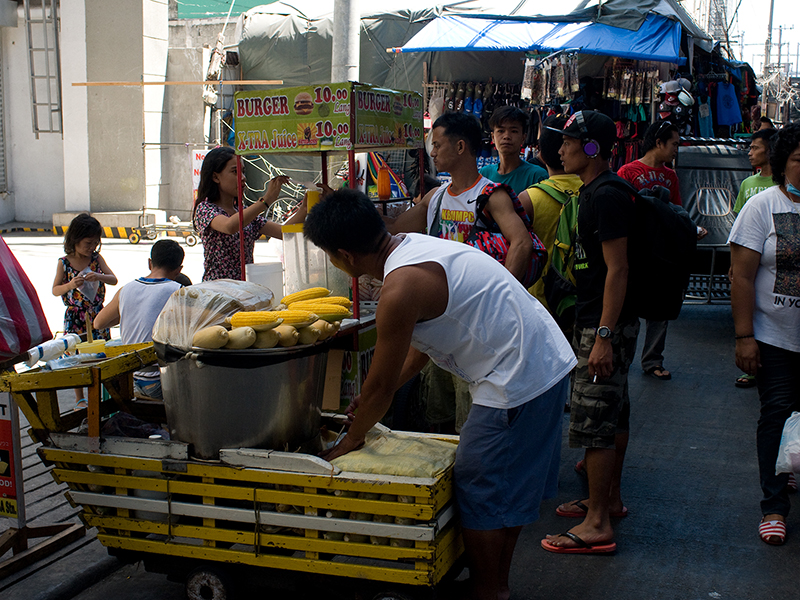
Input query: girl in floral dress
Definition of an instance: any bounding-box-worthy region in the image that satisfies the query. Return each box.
[192,146,307,281]
[51,213,118,407]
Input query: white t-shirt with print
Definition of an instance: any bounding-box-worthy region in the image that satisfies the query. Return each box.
[426,175,493,242]
[728,186,800,352]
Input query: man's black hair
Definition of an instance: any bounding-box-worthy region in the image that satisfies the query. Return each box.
[304,188,387,255]
[539,115,569,171]
[760,116,775,128]
[488,105,529,134]
[640,120,679,155]
[150,239,184,271]
[770,122,800,186]
[431,112,483,157]
[751,127,776,146]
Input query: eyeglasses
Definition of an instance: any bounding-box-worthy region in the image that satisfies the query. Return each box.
[653,120,673,139]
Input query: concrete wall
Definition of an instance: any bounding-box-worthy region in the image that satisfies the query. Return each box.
[164,16,228,221]
[85,0,144,212]
[2,5,65,223]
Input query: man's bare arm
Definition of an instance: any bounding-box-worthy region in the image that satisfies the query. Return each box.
[484,189,533,281]
[385,188,435,234]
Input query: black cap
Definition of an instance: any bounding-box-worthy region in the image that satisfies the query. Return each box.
[546,110,617,156]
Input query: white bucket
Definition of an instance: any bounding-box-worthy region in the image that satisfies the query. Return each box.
[246,261,284,299]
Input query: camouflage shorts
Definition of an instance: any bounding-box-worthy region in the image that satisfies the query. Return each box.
[569,317,640,449]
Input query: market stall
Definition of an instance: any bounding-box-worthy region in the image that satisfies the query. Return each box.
[2,79,463,598]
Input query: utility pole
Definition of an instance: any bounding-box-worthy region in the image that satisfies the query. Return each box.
[764,0,775,77]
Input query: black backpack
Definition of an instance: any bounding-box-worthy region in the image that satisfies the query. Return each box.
[588,174,697,321]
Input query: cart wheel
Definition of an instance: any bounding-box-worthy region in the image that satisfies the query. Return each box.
[146,230,158,240]
[185,566,235,600]
[371,592,414,600]
[185,234,199,247]
[128,232,140,244]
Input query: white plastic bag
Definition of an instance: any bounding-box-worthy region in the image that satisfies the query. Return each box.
[775,411,800,475]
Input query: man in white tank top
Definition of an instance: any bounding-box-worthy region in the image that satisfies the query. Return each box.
[94,240,184,398]
[386,111,534,281]
[307,189,576,600]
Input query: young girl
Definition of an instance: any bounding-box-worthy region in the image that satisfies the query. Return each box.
[52,213,118,407]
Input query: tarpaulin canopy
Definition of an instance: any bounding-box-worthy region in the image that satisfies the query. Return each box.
[390,12,684,63]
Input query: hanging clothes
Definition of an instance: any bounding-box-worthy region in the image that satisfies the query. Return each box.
[698,98,714,138]
[715,82,742,127]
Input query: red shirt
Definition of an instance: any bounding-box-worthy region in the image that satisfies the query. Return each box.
[616,160,682,206]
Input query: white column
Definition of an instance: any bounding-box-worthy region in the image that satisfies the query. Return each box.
[331,0,360,83]
[60,0,90,212]
[143,0,168,211]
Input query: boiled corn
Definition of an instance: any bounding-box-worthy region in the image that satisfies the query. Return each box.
[269,310,319,326]
[285,303,351,322]
[293,296,352,308]
[281,287,330,305]
[229,311,283,328]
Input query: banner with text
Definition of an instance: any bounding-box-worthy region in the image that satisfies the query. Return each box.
[0,395,18,519]
[234,83,422,154]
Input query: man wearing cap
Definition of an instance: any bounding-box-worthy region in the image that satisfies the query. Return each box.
[541,110,639,555]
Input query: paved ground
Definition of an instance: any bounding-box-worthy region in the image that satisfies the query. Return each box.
[1,232,796,599]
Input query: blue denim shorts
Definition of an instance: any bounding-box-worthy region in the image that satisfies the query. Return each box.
[134,376,162,399]
[454,376,568,530]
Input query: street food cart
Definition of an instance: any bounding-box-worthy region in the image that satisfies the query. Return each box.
[2,83,462,600]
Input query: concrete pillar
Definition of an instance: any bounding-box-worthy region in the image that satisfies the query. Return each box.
[61,0,90,212]
[331,0,360,83]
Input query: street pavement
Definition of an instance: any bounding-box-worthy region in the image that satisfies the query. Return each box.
[1,232,796,599]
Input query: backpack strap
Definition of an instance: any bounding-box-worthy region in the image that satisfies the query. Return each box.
[531,181,570,206]
[473,182,532,232]
[427,185,449,238]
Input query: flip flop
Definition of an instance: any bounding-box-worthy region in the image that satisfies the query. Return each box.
[555,500,628,519]
[735,374,757,388]
[644,366,671,380]
[759,519,786,545]
[541,532,617,554]
[574,459,587,478]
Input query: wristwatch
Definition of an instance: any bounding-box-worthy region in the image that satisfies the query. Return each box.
[596,326,612,339]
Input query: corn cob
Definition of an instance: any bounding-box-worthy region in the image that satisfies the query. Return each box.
[281,287,330,305]
[293,296,352,309]
[268,310,319,327]
[286,303,351,322]
[229,311,283,328]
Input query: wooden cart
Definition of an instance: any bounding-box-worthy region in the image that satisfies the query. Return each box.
[1,346,463,600]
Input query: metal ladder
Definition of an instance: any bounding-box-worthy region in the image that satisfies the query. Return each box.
[23,0,62,138]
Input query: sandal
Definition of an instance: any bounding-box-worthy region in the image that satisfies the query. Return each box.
[759,519,786,545]
[735,373,757,388]
[644,366,671,380]
[74,398,88,411]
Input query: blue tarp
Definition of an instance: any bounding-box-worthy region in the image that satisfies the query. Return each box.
[390,12,686,64]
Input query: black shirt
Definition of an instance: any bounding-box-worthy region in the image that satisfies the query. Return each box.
[573,171,635,328]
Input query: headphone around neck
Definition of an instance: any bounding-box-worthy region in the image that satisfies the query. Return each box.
[574,111,600,159]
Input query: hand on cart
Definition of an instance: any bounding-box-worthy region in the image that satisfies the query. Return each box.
[319,431,365,462]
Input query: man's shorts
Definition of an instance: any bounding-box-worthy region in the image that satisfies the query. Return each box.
[454,376,568,530]
[134,376,162,399]
[569,317,640,450]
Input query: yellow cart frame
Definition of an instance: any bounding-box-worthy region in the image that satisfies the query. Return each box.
[2,345,463,595]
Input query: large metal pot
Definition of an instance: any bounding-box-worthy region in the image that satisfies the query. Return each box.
[156,342,328,459]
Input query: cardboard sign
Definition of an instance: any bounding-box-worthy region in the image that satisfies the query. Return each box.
[234,83,422,154]
[0,396,18,519]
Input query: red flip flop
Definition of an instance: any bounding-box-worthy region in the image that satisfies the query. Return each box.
[541,532,617,554]
[555,500,629,519]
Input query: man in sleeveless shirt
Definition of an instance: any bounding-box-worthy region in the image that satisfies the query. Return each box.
[94,240,184,398]
[308,188,575,600]
[385,111,536,432]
